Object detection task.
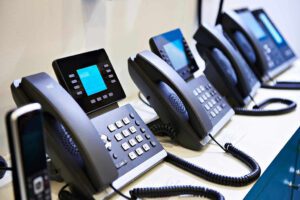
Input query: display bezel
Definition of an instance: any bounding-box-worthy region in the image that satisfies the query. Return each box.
[53,49,126,114]
[252,9,287,47]
[150,29,199,81]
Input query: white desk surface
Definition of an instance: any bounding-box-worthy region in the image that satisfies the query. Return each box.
[2,61,300,200]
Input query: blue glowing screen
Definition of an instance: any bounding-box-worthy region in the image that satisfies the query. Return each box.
[239,12,266,40]
[163,39,189,70]
[77,65,107,96]
[259,13,284,45]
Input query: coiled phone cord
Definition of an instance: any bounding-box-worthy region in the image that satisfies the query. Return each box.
[59,181,225,200]
[110,184,225,200]
[234,97,296,116]
[166,143,260,187]
[149,123,261,186]
[261,82,300,90]
[261,74,300,90]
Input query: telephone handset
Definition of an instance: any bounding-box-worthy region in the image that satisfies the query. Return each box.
[193,24,297,115]
[220,9,300,89]
[11,72,117,198]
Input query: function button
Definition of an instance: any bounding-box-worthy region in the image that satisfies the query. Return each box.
[90,99,96,104]
[104,64,109,68]
[113,154,118,159]
[135,120,140,126]
[111,79,116,83]
[196,88,202,93]
[135,148,144,156]
[116,160,127,169]
[122,130,130,137]
[204,104,210,111]
[217,105,222,112]
[108,124,117,132]
[128,152,137,160]
[198,97,204,103]
[129,138,137,147]
[108,74,114,78]
[150,141,157,147]
[210,111,216,118]
[129,113,135,119]
[69,74,75,78]
[129,126,137,134]
[214,108,219,114]
[121,142,130,151]
[106,69,112,73]
[136,135,143,143]
[145,134,151,140]
[140,128,146,133]
[205,92,211,98]
[122,117,130,125]
[200,85,205,91]
[74,85,80,89]
[142,144,150,152]
[108,92,114,97]
[77,91,83,96]
[103,94,108,99]
[114,133,123,141]
[107,146,112,151]
[97,97,102,102]
[115,120,123,128]
[71,80,78,84]
[193,90,198,96]
[211,99,217,105]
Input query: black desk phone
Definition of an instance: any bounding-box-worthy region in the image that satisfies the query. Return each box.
[193,24,296,116]
[147,28,234,149]
[10,49,167,199]
[220,9,300,89]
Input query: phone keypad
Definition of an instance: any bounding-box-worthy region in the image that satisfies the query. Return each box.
[192,79,228,120]
[91,104,164,176]
[26,170,51,200]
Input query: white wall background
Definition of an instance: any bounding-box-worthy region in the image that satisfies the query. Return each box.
[0,0,300,156]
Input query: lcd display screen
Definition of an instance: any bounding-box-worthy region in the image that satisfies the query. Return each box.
[19,111,47,176]
[239,12,266,40]
[77,65,107,96]
[163,39,189,70]
[259,13,284,45]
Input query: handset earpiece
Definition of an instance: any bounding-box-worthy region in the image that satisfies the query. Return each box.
[211,48,238,86]
[233,31,257,65]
